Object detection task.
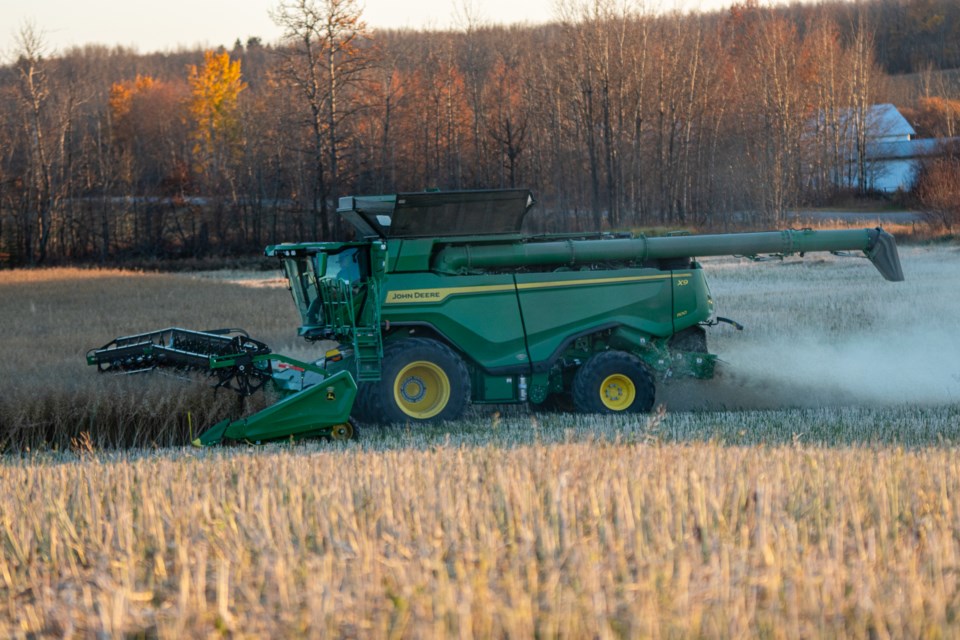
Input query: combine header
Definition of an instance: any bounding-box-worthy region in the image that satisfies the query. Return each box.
[87,328,357,444]
[88,189,904,445]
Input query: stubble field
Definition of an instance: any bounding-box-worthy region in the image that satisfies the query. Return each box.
[1,242,959,636]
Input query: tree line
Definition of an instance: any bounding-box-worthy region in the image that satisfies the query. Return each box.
[1,0,959,265]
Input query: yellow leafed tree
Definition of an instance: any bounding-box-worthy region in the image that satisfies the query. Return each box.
[188,51,247,182]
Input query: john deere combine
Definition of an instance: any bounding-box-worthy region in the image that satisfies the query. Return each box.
[87,189,904,444]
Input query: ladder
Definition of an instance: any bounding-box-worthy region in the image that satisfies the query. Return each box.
[319,278,383,382]
[354,279,383,382]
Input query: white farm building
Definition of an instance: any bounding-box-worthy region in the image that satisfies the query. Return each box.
[835,103,959,193]
[861,104,919,192]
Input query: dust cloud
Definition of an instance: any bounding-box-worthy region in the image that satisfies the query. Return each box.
[660,245,960,411]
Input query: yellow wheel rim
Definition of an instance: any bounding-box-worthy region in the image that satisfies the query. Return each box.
[599,374,636,411]
[330,422,354,440]
[393,361,451,419]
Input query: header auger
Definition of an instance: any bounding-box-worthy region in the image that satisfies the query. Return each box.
[87,189,904,445]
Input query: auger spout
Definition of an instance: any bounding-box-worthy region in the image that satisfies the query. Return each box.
[863,228,905,282]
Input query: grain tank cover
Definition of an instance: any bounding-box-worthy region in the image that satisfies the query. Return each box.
[339,189,534,239]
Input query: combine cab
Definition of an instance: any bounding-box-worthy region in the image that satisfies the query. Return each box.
[88,189,904,444]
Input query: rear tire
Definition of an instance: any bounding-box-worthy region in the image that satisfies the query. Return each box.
[367,338,471,424]
[536,392,576,413]
[669,326,708,353]
[572,351,656,414]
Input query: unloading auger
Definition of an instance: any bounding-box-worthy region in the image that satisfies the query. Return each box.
[88,189,904,445]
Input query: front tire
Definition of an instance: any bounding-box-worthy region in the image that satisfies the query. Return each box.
[351,381,377,423]
[368,338,471,424]
[572,350,656,414]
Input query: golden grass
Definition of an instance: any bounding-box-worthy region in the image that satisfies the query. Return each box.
[0,267,142,283]
[784,216,955,244]
[0,267,301,450]
[3,439,960,637]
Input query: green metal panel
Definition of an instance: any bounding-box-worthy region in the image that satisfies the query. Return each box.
[391,238,436,272]
[218,370,356,443]
[670,269,714,332]
[480,374,517,402]
[381,272,529,372]
[514,268,677,365]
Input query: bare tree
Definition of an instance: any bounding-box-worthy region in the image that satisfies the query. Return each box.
[271,0,370,239]
[12,23,77,264]
[486,54,527,188]
[805,17,847,204]
[849,10,880,195]
[734,9,809,223]
[454,11,493,189]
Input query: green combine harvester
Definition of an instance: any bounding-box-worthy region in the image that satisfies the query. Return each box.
[87,189,904,445]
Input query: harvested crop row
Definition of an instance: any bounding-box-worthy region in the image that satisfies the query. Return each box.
[2,440,959,637]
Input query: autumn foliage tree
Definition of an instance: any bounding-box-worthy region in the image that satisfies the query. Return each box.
[184,51,247,251]
[915,143,960,231]
[911,97,960,138]
[109,75,189,192]
[188,51,247,191]
[108,74,190,254]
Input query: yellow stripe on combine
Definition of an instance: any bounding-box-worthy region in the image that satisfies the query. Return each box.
[383,273,693,305]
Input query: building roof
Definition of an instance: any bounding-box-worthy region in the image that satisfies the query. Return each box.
[866,103,916,140]
[814,103,916,140]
